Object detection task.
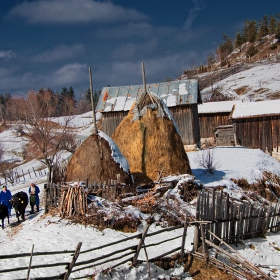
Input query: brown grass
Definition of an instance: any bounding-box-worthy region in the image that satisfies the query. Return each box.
[112,103,192,183]
[153,253,236,280]
[234,86,248,95]
[65,134,133,185]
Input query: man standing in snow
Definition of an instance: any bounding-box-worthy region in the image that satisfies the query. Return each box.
[0,184,12,216]
[29,183,40,213]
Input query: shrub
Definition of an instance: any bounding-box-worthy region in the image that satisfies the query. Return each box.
[195,148,220,174]
[246,45,258,57]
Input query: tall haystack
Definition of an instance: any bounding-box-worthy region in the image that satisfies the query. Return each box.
[112,92,192,183]
[65,131,133,185]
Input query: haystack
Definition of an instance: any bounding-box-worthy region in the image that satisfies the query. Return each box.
[112,92,192,183]
[65,131,133,185]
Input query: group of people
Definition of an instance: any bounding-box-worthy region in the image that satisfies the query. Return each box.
[0,182,40,215]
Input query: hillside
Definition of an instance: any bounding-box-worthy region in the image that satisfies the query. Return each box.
[180,34,280,102]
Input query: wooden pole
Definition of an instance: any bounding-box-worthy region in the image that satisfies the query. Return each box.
[132,220,151,266]
[142,62,147,94]
[181,211,188,256]
[26,244,34,280]
[63,242,82,280]
[89,66,97,135]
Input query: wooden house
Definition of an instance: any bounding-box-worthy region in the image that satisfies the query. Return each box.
[96,79,202,146]
[230,100,280,154]
[198,100,241,139]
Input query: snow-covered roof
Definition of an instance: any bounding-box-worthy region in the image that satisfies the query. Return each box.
[230,99,280,119]
[198,100,242,114]
[96,79,201,112]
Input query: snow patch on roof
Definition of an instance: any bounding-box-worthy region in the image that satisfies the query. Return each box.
[231,99,280,119]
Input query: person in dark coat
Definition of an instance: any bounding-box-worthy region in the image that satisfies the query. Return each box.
[0,185,12,216]
[28,183,40,213]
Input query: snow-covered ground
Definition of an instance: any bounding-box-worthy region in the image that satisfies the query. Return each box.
[0,115,280,279]
[201,62,280,101]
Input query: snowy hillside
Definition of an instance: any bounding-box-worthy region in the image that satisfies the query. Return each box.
[201,62,280,102]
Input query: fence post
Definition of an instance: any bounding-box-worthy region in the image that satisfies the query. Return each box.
[132,220,151,266]
[63,242,82,280]
[26,244,34,280]
[44,184,48,214]
[181,211,188,256]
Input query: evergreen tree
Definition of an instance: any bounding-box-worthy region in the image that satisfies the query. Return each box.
[269,14,277,34]
[242,20,257,42]
[217,34,233,62]
[235,30,244,52]
[257,15,269,40]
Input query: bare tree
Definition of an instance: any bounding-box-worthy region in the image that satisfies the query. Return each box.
[21,89,77,183]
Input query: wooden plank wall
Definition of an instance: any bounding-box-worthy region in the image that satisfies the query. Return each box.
[195,189,280,247]
[170,105,200,145]
[199,113,231,138]
[234,116,280,153]
[101,111,128,137]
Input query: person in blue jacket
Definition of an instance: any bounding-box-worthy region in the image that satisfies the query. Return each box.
[28,182,40,213]
[0,184,12,216]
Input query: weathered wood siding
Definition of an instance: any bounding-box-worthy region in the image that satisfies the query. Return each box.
[199,112,231,138]
[100,111,128,137]
[170,105,200,145]
[100,105,200,146]
[234,116,280,153]
[215,126,235,146]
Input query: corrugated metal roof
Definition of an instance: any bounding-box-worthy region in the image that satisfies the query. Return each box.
[96,79,200,112]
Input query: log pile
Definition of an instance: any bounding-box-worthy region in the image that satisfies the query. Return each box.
[60,185,87,217]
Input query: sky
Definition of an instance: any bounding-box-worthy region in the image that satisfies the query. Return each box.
[0,0,279,98]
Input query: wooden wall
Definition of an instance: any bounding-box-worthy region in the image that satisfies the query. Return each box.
[170,104,200,145]
[199,112,231,138]
[234,116,280,153]
[99,105,201,146]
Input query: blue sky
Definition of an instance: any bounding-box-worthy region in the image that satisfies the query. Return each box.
[0,0,279,98]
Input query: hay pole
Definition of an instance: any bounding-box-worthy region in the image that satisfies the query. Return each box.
[141,62,154,104]
[89,66,97,135]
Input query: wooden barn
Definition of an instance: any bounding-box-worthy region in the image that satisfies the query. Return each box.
[214,125,236,146]
[230,100,280,154]
[198,100,242,139]
[96,79,202,146]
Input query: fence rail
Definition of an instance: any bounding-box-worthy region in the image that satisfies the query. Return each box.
[0,224,185,279]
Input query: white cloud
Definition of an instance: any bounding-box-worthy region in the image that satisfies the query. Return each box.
[32,44,85,63]
[8,0,148,24]
[184,0,206,30]
[0,50,16,60]
[50,63,87,86]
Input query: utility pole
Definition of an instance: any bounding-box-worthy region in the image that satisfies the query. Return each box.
[89,67,97,135]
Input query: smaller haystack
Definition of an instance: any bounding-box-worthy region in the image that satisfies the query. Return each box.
[65,131,133,185]
[112,92,192,183]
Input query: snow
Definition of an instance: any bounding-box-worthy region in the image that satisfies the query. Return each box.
[231,99,280,118]
[98,130,130,173]
[1,62,280,279]
[198,100,242,114]
[201,62,280,102]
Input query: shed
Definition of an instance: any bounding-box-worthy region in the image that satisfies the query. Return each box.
[198,100,242,139]
[229,100,280,154]
[96,79,202,146]
[214,125,236,146]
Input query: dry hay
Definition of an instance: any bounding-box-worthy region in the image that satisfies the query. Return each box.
[65,133,133,185]
[112,96,192,184]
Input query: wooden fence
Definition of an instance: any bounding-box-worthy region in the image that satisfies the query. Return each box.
[0,223,186,280]
[192,189,280,251]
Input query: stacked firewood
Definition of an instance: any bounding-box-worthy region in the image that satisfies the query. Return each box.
[60,185,87,217]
